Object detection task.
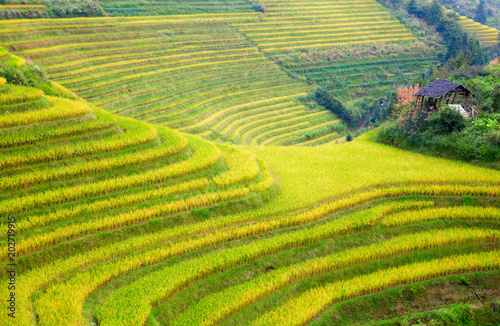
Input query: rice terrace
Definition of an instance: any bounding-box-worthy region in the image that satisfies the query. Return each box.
[1,0,500,325]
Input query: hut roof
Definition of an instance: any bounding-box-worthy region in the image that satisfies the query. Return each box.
[413,78,472,99]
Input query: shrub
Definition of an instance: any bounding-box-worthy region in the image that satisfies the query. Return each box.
[0,64,49,88]
[46,0,104,17]
[0,67,27,86]
[492,88,500,112]
[250,0,266,13]
[424,106,467,134]
[313,86,362,126]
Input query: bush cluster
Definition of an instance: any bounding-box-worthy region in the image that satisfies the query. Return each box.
[251,1,266,13]
[0,64,61,96]
[0,64,48,87]
[311,86,363,127]
[376,106,500,164]
[45,0,105,17]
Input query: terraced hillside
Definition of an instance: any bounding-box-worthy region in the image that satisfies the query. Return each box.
[233,0,436,102]
[1,15,343,145]
[289,56,440,102]
[100,0,255,16]
[440,8,500,46]
[456,13,500,46]
[234,0,416,53]
[0,1,47,19]
[0,80,275,325]
[2,80,500,326]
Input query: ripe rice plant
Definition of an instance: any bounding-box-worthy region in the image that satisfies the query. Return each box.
[444,9,500,45]
[251,250,500,326]
[1,17,343,144]
[0,126,186,190]
[0,114,157,168]
[173,228,499,326]
[0,95,90,128]
[0,5,47,9]
[6,184,496,326]
[216,102,303,136]
[0,84,43,106]
[260,120,340,146]
[16,187,250,256]
[0,108,117,148]
[1,4,499,325]
[213,144,260,187]
[1,178,209,233]
[382,206,500,226]
[0,134,221,215]
[233,0,416,53]
[92,201,439,326]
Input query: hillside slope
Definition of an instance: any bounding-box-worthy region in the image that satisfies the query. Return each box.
[2,81,500,326]
[1,1,500,325]
[1,14,345,145]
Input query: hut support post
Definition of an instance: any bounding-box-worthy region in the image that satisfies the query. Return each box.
[451,91,458,104]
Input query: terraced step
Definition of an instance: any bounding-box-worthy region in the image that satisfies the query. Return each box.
[3,16,340,145]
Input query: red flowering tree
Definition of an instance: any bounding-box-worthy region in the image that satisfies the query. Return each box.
[394,84,426,135]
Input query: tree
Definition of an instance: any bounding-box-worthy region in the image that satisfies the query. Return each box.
[426,0,444,25]
[436,13,460,41]
[313,86,362,126]
[474,0,487,25]
[492,88,500,112]
[406,0,418,16]
[471,39,485,65]
[445,34,461,60]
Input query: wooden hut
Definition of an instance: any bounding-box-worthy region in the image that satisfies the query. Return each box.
[413,78,477,117]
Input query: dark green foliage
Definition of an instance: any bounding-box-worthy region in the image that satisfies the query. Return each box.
[375,117,500,164]
[345,133,353,142]
[426,0,444,25]
[492,88,500,112]
[0,64,64,97]
[406,0,418,15]
[313,86,363,126]
[353,95,392,128]
[474,0,487,25]
[314,87,344,113]
[0,66,27,86]
[45,0,105,17]
[406,0,489,66]
[251,1,267,13]
[445,35,461,61]
[453,74,500,111]
[461,195,476,206]
[0,64,49,88]
[424,106,467,134]
[374,68,500,166]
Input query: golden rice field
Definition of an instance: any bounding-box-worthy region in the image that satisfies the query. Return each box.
[233,0,417,53]
[443,9,500,45]
[0,0,423,144]
[1,79,500,326]
[1,1,499,325]
[1,14,345,145]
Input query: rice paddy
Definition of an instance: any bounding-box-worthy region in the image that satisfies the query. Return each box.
[1,1,499,325]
